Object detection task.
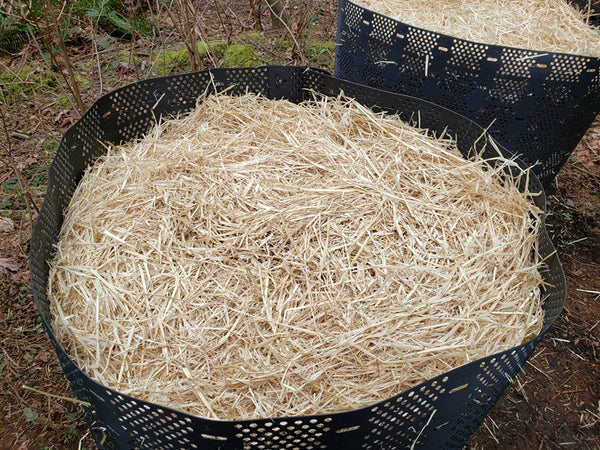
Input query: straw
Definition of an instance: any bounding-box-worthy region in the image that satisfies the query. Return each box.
[48,92,545,420]
[356,0,600,57]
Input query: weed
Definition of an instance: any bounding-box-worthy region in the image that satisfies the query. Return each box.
[67,422,82,439]
[75,0,153,37]
[3,180,16,192]
[42,136,59,154]
[18,285,30,305]
[23,406,39,423]
[26,169,45,187]
[304,39,336,70]
[36,316,45,334]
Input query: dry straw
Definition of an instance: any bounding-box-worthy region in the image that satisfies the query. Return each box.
[49,93,545,420]
[356,0,600,57]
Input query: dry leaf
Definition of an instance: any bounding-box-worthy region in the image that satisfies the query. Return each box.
[0,257,20,272]
[0,217,15,233]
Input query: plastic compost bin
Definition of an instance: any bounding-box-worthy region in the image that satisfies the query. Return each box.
[334,0,600,188]
[29,66,566,449]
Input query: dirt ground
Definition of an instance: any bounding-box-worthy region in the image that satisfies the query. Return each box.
[0,2,599,449]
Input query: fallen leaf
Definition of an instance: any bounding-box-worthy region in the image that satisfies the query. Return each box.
[116,62,136,74]
[59,116,75,128]
[37,351,51,363]
[0,257,20,272]
[55,110,75,128]
[0,217,15,233]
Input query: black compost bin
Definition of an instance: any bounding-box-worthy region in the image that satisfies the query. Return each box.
[29,66,566,449]
[334,0,600,188]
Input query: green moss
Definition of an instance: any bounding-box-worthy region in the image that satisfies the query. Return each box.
[0,65,34,99]
[41,69,56,89]
[153,42,210,76]
[304,40,336,70]
[57,95,70,109]
[196,42,210,61]
[75,74,91,90]
[223,44,256,67]
[78,58,96,73]
[154,46,188,76]
[108,49,140,71]
[0,64,63,103]
[0,65,61,102]
[157,48,184,75]
[241,29,264,42]
[209,41,228,59]
[117,49,133,60]
[232,30,280,65]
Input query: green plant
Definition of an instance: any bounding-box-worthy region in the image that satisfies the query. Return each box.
[304,39,335,70]
[42,136,60,153]
[85,0,131,34]
[2,180,16,192]
[36,316,45,334]
[26,169,45,187]
[23,406,39,423]
[73,0,151,37]
[67,422,82,439]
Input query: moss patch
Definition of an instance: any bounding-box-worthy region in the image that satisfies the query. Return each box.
[223,43,256,67]
[154,46,191,76]
[75,74,91,90]
[57,95,71,109]
[304,40,336,71]
[0,65,34,100]
[153,42,213,76]
[0,65,58,102]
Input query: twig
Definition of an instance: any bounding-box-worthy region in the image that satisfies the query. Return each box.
[21,384,91,407]
[21,0,85,115]
[263,0,307,64]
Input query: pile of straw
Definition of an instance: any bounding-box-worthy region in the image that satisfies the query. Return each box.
[49,93,545,420]
[355,0,600,57]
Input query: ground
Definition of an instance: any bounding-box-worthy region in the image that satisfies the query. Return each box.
[0,2,599,449]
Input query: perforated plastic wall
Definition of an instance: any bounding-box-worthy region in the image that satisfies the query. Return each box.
[334,0,600,188]
[30,66,566,449]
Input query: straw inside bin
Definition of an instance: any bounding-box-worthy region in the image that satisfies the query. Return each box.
[355,0,600,57]
[48,92,545,420]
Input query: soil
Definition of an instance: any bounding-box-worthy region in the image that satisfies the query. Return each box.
[0,2,599,449]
